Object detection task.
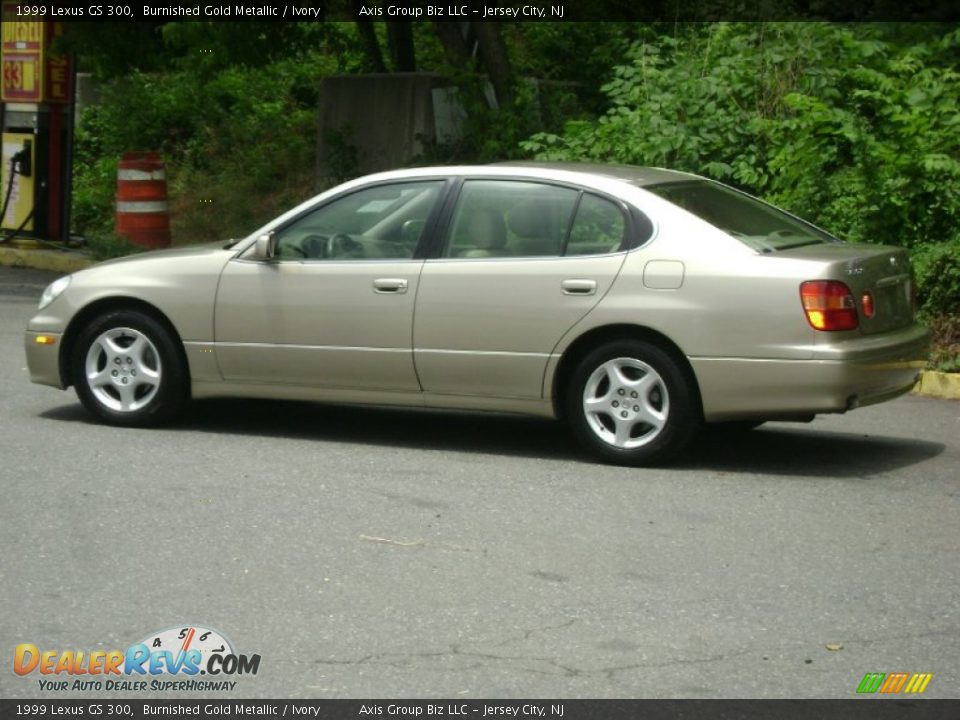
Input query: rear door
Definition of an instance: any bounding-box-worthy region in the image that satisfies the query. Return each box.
[413,179,633,399]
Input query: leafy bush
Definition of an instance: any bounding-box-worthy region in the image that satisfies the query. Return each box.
[913,238,960,317]
[925,312,960,372]
[85,231,145,261]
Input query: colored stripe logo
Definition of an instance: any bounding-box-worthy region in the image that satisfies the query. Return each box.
[857,672,933,694]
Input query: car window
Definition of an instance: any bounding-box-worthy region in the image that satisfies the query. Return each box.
[443,180,579,258]
[273,180,443,260]
[646,179,837,252]
[564,193,627,256]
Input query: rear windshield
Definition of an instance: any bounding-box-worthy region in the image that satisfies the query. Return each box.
[646,179,839,252]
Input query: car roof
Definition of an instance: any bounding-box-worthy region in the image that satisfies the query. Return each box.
[489,161,696,187]
[355,163,697,190]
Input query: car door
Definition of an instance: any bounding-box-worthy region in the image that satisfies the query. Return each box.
[413,178,632,399]
[214,179,446,391]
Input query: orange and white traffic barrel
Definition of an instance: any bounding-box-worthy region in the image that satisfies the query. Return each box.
[115,152,171,248]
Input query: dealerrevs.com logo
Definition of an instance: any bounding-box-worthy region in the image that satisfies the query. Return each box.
[14,625,261,692]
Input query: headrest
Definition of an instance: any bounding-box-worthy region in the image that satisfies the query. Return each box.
[508,201,553,238]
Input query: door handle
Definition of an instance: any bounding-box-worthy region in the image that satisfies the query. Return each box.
[373,278,408,294]
[561,279,597,296]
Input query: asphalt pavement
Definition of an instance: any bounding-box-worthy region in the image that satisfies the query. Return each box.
[1,265,958,700]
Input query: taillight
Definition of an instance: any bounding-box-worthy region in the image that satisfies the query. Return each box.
[800,280,859,331]
[861,291,875,319]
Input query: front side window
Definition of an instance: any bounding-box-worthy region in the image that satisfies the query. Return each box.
[273,180,443,260]
[646,180,838,252]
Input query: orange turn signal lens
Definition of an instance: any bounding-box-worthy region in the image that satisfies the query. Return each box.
[34,335,57,345]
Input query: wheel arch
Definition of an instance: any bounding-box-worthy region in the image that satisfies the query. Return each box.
[551,324,704,420]
[59,297,191,390]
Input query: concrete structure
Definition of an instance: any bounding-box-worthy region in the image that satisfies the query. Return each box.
[315,73,462,184]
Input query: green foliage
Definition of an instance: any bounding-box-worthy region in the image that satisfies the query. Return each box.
[56,23,168,78]
[159,22,335,72]
[925,312,960,373]
[59,22,345,78]
[521,23,960,315]
[85,231,146,261]
[913,239,960,316]
[319,127,361,185]
[69,153,117,239]
[510,23,640,115]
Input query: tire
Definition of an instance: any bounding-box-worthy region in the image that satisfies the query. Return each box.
[565,339,700,466]
[72,309,188,427]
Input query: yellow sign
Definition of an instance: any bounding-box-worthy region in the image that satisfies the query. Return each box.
[45,54,68,102]
[1,4,45,101]
[3,54,40,99]
[1,14,43,47]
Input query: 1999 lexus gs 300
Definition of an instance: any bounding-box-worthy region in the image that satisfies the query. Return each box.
[26,163,930,465]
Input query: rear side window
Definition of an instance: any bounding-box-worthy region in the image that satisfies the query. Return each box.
[444,180,578,258]
[442,180,632,258]
[565,193,627,256]
[647,179,838,252]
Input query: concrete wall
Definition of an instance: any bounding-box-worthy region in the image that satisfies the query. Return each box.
[315,73,460,184]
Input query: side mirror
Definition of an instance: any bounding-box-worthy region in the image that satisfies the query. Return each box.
[254,232,277,260]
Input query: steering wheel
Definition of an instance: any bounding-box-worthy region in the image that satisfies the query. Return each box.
[299,235,327,259]
[326,233,362,258]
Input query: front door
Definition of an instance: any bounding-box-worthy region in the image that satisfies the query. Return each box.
[215,179,445,392]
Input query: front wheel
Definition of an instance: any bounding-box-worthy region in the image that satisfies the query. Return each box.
[72,309,188,426]
[565,340,700,466]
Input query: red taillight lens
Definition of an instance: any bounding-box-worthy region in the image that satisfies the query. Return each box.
[800,280,859,331]
[861,291,875,319]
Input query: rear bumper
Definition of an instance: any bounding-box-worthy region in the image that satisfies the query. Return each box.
[692,323,930,422]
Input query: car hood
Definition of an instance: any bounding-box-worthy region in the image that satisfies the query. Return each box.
[88,241,234,270]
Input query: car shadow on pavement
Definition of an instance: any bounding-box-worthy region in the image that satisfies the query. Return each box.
[679,425,945,477]
[186,398,587,461]
[40,399,944,477]
[41,399,583,462]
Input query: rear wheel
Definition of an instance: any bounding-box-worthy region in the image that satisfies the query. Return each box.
[72,309,187,426]
[566,340,700,466]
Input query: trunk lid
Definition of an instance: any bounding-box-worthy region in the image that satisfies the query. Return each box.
[776,243,915,335]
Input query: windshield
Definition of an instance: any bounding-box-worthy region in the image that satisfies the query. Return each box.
[646,179,839,252]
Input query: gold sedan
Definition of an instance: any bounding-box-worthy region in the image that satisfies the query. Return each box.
[25,164,930,465]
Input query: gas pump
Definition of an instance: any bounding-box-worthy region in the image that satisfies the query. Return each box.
[1,130,36,236]
[1,9,74,245]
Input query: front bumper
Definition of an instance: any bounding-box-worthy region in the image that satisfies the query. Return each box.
[25,331,65,389]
